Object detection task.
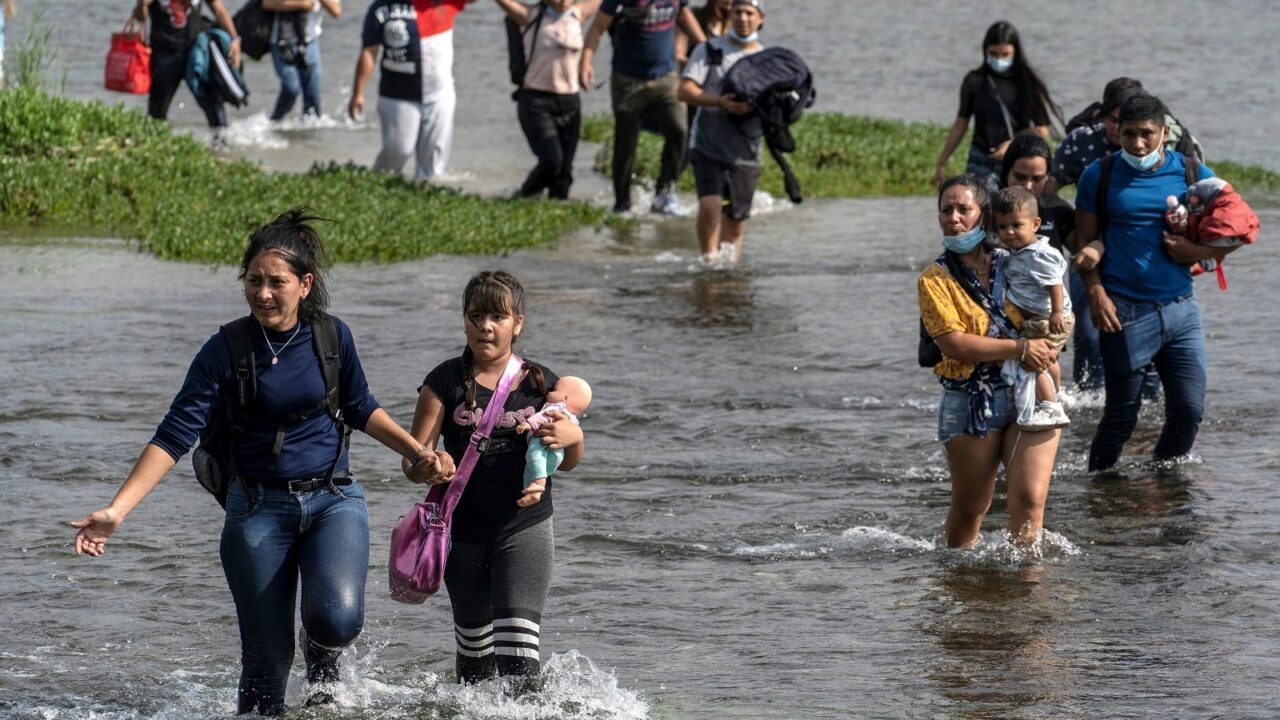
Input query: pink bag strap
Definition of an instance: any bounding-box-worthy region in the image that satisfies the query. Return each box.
[436,354,524,518]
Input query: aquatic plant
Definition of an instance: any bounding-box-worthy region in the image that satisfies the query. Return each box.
[0,88,611,264]
[8,9,65,93]
[580,112,1280,197]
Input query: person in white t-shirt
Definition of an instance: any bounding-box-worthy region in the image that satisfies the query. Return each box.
[350,0,478,181]
[678,0,764,267]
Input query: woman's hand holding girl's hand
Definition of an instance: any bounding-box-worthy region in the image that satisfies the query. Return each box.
[406,449,456,485]
[69,507,123,557]
[1021,338,1059,374]
[535,410,582,450]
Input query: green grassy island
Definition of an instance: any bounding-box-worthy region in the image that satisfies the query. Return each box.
[581,112,1280,200]
[2,89,1275,265]
[0,88,611,265]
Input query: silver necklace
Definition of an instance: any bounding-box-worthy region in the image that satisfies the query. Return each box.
[261,322,302,365]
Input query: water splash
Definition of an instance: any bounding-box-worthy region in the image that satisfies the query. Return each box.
[441,651,649,720]
[841,526,936,553]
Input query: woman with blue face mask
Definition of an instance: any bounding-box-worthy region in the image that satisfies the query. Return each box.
[934,21,1064,195]
[918,174,1064,548]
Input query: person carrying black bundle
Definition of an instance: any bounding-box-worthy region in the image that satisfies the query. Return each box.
[678,0,765,267]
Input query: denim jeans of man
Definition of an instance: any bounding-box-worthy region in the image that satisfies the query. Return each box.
[270,40,323,120]
[220,479,369,715]
[1069,269,1160,398]
[1088,293,1207,471]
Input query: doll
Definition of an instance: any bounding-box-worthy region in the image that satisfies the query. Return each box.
[515,375,592,507]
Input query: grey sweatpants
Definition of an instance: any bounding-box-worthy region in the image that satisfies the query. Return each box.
[444,518,553,683]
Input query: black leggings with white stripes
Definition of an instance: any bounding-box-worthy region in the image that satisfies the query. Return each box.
[444,518,554,683]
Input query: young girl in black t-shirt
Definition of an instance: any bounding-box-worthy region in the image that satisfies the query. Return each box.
[934,21,1063,194]
[403,270,585,684]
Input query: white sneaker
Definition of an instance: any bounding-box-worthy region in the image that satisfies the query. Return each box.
[650,191,691,218]
[1020,400,1070,432]
[1057,386,1077,411]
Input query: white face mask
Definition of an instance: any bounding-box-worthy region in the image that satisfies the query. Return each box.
[1119,129,1167,172]
[986,55,1014,74]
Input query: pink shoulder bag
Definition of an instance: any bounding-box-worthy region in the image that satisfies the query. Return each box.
[389,355,523,604]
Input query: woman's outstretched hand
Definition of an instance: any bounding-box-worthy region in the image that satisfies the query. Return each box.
[69,507,123,557]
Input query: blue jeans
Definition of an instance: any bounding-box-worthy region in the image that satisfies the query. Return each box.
[1071,270,1161,397]
[965,145,1001,197]
[220,478,369,715]
[1088,294,1207,471]
[270,41,323,120]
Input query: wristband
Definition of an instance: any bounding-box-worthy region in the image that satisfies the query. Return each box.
[1019,338,1028,363]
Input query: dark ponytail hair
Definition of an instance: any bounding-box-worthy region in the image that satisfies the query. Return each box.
[999,129,1052,189]
[980,20,1065,136]
[459,270,546,411]
[238,207,330,323]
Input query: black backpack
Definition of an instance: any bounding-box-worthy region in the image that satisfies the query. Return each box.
[233,0,275,61]
[191,313,348,507]
[720,46,817,203]
[504,7,545,99]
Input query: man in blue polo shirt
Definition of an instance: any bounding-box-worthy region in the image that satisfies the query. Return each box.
[581,0,706,216]
[1074,94,1240,471]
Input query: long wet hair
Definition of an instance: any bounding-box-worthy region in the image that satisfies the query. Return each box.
[979,21,1064,135]
[238,207,330,322]
[998,130,1052,189]
[460,270,547,411]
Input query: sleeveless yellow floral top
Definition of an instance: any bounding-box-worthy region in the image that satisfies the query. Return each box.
[917,262,991,382]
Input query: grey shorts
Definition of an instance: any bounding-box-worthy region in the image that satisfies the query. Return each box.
[690,149,761,221]
[937,384,1014,444]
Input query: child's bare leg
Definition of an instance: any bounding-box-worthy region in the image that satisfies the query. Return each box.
[1049,361,1062,394]
[1035,368,1059,404]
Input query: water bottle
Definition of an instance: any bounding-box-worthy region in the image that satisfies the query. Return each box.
[1164,195,1189,235]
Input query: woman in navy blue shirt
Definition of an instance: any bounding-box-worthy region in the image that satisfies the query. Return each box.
[71,209,447,715]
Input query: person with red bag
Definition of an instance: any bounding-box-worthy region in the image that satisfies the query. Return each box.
[403,270,586,686]
[133,0,242,136]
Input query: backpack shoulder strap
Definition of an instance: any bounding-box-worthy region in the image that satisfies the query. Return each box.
[220,316,258,416]
[1183,151,1199,186]
[1096,152,1114,238]
[309,312,342,421]
[706,39,724,67]
[309,311,351,482]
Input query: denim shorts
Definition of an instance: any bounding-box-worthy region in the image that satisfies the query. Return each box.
[937,384,1014,444]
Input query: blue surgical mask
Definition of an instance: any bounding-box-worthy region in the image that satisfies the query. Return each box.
[729,28,760,43]
[543,4,567,19]
[986,55,1014,74]
[943,225,986,254]
[1120,147,1162,172]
